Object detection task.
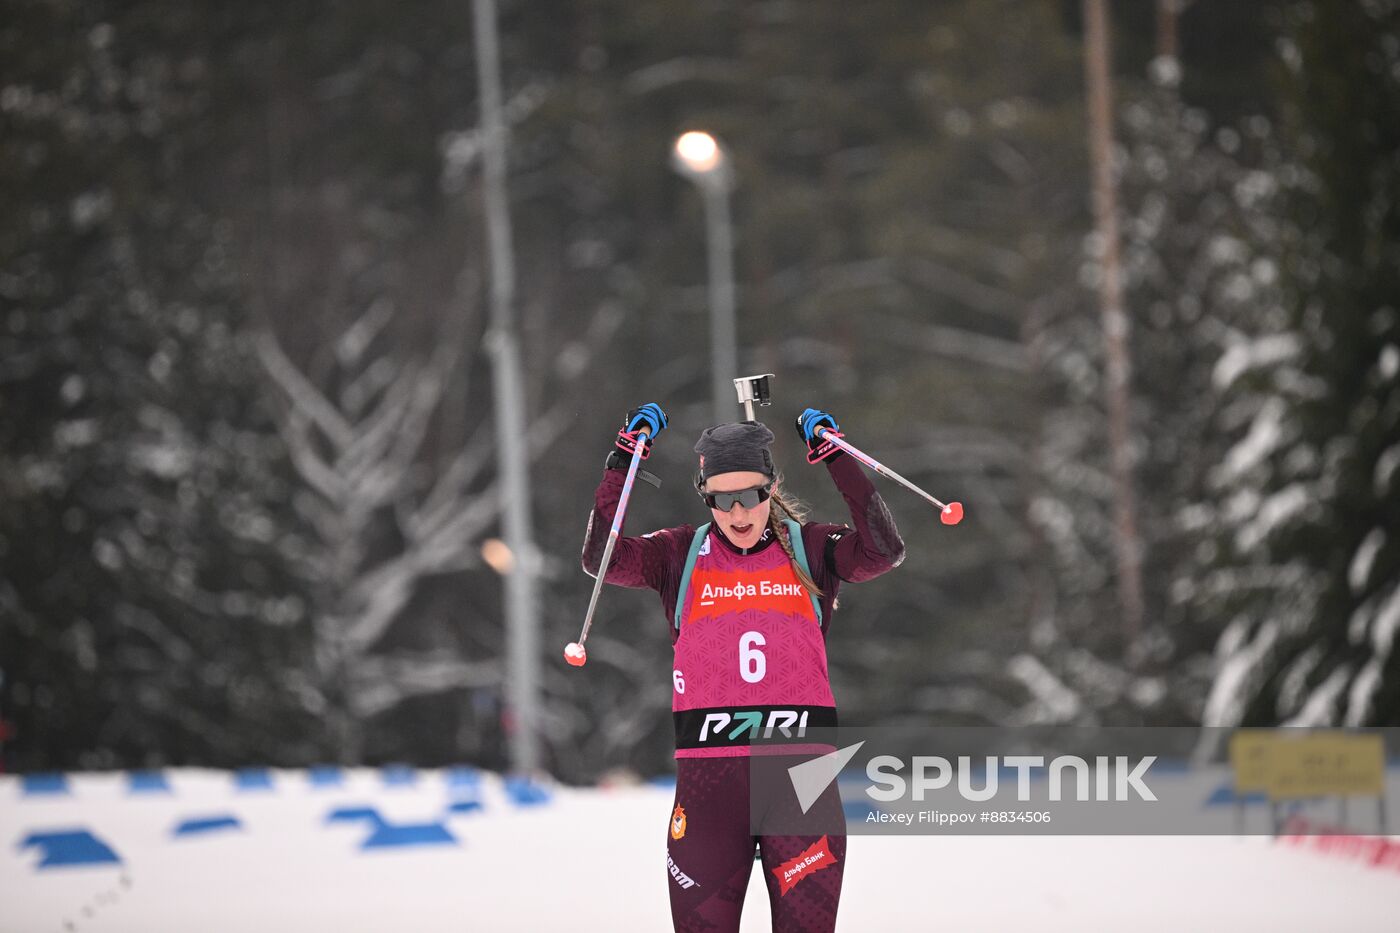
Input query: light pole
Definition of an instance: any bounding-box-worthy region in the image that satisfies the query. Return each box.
[473,0,541,777]
[672,131,737,425]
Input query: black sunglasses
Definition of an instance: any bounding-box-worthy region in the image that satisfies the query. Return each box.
[698,483,773,512]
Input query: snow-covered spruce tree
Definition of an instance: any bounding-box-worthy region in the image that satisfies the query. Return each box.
[1117,62,1305,723]
[0,6,320,769]
[1023,55,1307,724]
[1196,1,1400,729]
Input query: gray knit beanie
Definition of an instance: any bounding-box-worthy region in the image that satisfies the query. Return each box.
[694,421,776,483]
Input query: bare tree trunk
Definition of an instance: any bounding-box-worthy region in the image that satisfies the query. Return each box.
[1082,0,1146,653]
[472,0,543,776]
[1156,0,1180,61]
[1019,296,1057,650]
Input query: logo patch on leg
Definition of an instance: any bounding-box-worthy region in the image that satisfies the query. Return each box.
[670,804,687,840]
[771,835,837,896]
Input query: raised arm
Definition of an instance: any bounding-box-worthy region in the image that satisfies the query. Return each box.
[821,454,905,581]
[580,463,689,590]
[579,402,688,591]
[795,407,905,584]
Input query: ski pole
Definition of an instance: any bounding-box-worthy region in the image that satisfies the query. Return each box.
[815,426,964,525]
[565,428,651,667]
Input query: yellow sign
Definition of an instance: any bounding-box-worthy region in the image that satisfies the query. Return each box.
[1263,733,1384,800]
[1229,730,1274,795]
[1229,730,1385,801]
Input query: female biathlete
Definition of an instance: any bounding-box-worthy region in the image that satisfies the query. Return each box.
[580,403,905,933]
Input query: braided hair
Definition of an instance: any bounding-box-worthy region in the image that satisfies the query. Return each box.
[764,474,823,599]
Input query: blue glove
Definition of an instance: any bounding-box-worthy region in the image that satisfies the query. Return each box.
[795,407,843,464]
[615,402,668,459]
[625,403,668,437]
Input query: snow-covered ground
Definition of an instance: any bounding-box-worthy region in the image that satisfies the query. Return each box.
[3,767,1398,932]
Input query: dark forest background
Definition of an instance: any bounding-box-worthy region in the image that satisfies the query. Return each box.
[2,0,1397,783]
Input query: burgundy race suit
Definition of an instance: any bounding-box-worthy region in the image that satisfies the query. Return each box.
[580,452,905,933]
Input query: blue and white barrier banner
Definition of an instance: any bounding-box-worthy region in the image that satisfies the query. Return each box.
[3,765,566,874]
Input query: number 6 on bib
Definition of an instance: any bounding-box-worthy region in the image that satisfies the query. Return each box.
[739,631,766,683]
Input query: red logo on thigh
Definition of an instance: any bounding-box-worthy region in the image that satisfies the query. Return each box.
[771,835,837,896]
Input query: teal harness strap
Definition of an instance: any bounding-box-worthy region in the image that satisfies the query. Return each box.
[673,520,823,632]
[674,523,711,632]
[783,518,824,624]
